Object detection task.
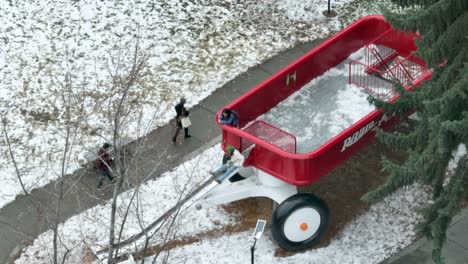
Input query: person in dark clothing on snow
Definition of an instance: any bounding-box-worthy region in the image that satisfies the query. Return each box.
[96,143,115,189]
[218,108,239,127]
[172,98,191,143]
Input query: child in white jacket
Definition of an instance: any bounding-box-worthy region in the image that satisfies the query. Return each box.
[210,145,245,183]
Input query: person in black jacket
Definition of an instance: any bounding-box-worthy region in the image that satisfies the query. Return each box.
[172,98,191,143]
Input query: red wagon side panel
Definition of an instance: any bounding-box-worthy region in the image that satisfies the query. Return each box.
[217,15,429,186]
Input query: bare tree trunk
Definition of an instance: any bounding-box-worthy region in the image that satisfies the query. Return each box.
[107,36,148,264]
[53,71,76,264]
[1,117,29,196]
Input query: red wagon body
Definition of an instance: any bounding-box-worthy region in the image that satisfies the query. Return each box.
[216,15,432,186]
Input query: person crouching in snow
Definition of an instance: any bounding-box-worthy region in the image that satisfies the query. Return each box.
[218,108,239,127]
[96,143,115,189]
[210,145,244,183]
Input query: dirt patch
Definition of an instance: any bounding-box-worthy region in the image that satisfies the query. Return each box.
[323,10,338,17]
[80,248,97,264]
[222,197,273,232]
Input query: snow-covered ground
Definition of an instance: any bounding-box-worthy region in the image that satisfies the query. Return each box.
[15,143,430,264]
[0,0,360,208]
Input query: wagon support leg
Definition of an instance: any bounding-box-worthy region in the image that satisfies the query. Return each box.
[199,169,297,207]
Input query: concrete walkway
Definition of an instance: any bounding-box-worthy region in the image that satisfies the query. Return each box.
[0,40,322,264]
[383,207,468,264]
[1,38,467,264]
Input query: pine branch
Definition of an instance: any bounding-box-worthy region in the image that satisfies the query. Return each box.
[389,0,438,8]
[422,10,468,66]
[369,1,468,263]
[362,156,418,201]
[368,84,424,115]
[419,155,467,263]
[375,128,419,151]
[430,48,468,100]
[443,117,468,140]
[384,0,444,33]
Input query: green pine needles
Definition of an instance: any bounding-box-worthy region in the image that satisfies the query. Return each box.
[362,0,468,263]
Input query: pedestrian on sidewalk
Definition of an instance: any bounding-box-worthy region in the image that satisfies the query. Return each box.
[96,143,115,189]
[172,97,191,143]
[218,108,239,127]
[209,145,244,183]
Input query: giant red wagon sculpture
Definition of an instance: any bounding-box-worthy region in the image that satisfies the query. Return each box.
[198,15,433,251]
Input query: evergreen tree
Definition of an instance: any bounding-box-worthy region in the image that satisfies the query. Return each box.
[362,1,468,263]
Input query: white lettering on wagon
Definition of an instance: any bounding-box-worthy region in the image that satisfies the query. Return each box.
[340,113,393,152]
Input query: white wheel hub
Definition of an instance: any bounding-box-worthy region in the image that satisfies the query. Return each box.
[283,207,321,242]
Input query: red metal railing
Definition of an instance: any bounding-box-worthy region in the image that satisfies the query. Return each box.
[394,57,429,82]
[364,29,399,67]
[365,44,397,70]
[241,120,297,154]
[349,52,430,99]
[349,59,396,98]
[348,28,431,99]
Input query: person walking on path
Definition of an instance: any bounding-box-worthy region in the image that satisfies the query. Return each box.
[172,97,191,143]
[96,143,115,189]
[218,108,239,127]
[209,145,244,183]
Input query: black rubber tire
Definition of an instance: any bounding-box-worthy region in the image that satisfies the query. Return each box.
[270,193,329,251]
